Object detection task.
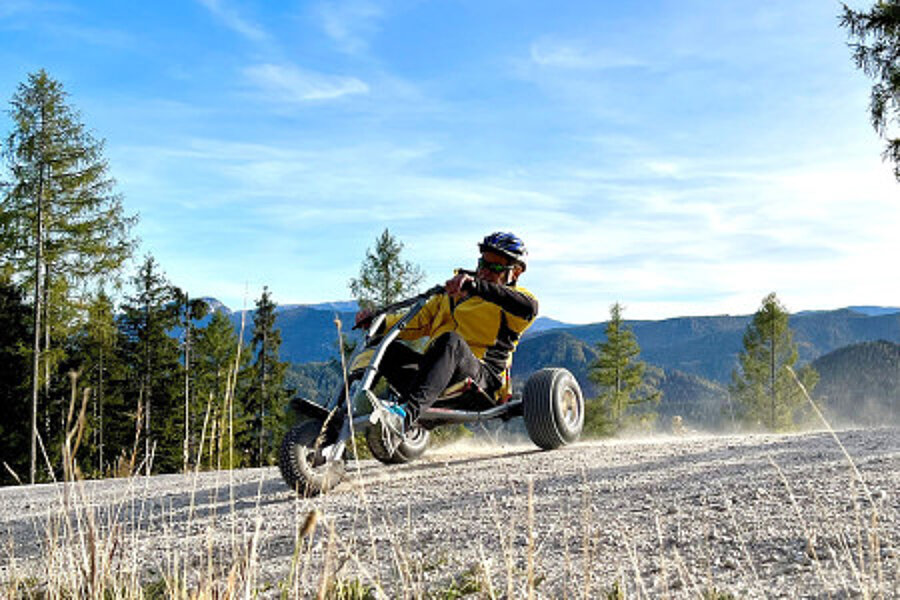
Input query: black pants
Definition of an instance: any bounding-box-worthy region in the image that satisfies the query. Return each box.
[378,332,499,422]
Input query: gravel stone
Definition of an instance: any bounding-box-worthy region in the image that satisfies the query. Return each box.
[0,427,897,598]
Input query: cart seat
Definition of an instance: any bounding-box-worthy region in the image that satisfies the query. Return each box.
[433,377,499,411]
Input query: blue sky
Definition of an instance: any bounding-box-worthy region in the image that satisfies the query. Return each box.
[1,0,898,323]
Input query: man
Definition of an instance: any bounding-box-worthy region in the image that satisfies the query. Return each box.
[355,232,538,434]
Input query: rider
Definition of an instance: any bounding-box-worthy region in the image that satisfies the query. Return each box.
[355,232,538,434]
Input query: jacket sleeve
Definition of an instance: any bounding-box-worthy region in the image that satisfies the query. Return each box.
[467,280,538,321]
[383,293,444,340]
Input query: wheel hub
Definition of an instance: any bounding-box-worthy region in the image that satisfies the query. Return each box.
[561,387,580,425]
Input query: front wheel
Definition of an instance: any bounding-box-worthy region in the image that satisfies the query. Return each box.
[279,420,346,496]
[366,422,430,464]
[523,368,584,450]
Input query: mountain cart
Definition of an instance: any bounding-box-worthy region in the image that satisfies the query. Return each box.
[278,285,584,496]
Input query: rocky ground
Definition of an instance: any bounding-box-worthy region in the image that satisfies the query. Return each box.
[1,427,898,598]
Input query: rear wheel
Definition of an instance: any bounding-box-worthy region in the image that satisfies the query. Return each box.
[279,419,346,496]
[366,422,430,464]
[523,368,584,450]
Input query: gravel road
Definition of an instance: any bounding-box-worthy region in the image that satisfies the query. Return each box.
[1,427,897,598]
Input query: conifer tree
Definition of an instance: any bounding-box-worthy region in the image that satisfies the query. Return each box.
[249,286,289,466]
[119,256,181,474]
[72,290,122,475]
[841,1,900,179]
[193,311,251,470]
[172,288,209,472]
[0,277,31,484]
[0,70,136,482]
[349,228,425,309]
[729,293,818,430]
[586,302,660,434]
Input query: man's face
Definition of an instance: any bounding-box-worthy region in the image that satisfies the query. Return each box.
[476,250,516,284]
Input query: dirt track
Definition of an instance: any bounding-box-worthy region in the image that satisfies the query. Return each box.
[1,427,898,598]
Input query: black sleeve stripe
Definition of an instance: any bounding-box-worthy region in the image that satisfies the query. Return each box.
[471,280,538,321]
[483,312,521,378]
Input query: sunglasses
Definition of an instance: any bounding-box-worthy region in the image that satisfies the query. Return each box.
[477,257,514,274]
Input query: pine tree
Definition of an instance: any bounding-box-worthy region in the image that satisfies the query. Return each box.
[349,228,425,309]
[172,288,209,472]
[0,277,31,484]
[193,311,251,470]
[70,290,123,476]
[248,286,289,466]
[119,256,181,474]
[729,293,818,431]
[841,1,900,179]
[586,302,660,434]
[0,70,136,482]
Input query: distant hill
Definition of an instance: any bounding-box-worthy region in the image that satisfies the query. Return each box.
[510,330,730,429]
[522,309,900,384]
[192,298,360,364]
[199,297,231,315]
[811,340,900,426]
[652,369,730,430]
[847,306,900,316]
[230,306,359,364]
[525,315,753,383]
[276,300,359,313]
[284,360,343,403]
[523,316,572,336]
[200,297,900,390]
[511,330,599,386]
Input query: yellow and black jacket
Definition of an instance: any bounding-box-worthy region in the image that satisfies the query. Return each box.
[384,279,538,398]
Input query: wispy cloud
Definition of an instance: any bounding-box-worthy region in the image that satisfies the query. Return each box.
[0,1,71,23]
[530,37,645,70]
[112,123,900,321]
[49,23,136,48]
[0,0,31,19]
[313,0,384,55]
[195,0,268,42]
[243,63,368,102]
[18,0,892,321]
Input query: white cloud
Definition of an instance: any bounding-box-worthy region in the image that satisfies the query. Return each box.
[0,0,35,18]
[111,51,900,323]
[530,37,645,70]
[314,0,384,55]
[121,129,900,322]
[52,23,136,48]
[243,63,369,102]
[196,0,268,42]
[0,0,73,19]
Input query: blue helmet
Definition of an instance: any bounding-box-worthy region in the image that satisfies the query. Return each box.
[479,231,528,271]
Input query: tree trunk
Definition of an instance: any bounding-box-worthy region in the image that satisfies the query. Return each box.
[144,301,152,477]
[183,314,191,473]
[98,346,104,474]
[259,330,267,466]
[145,373,151,476]
[43,267,50,399]
[770,319,776,429]
[30,154,46,485]
[30,225,42,484]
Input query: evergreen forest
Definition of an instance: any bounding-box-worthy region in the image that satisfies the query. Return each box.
[0,71,291,485]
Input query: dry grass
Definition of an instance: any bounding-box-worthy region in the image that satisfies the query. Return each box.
[1,427,897,599]
[0,366,896,598]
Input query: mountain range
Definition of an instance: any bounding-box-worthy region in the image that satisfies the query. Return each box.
[206,298,900,380]
[518,308,900,383]
[811,340,900,425]
[204,298,900,427]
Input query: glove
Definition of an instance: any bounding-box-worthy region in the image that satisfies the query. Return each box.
[353,309,374,330]
[445,272,474,300]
